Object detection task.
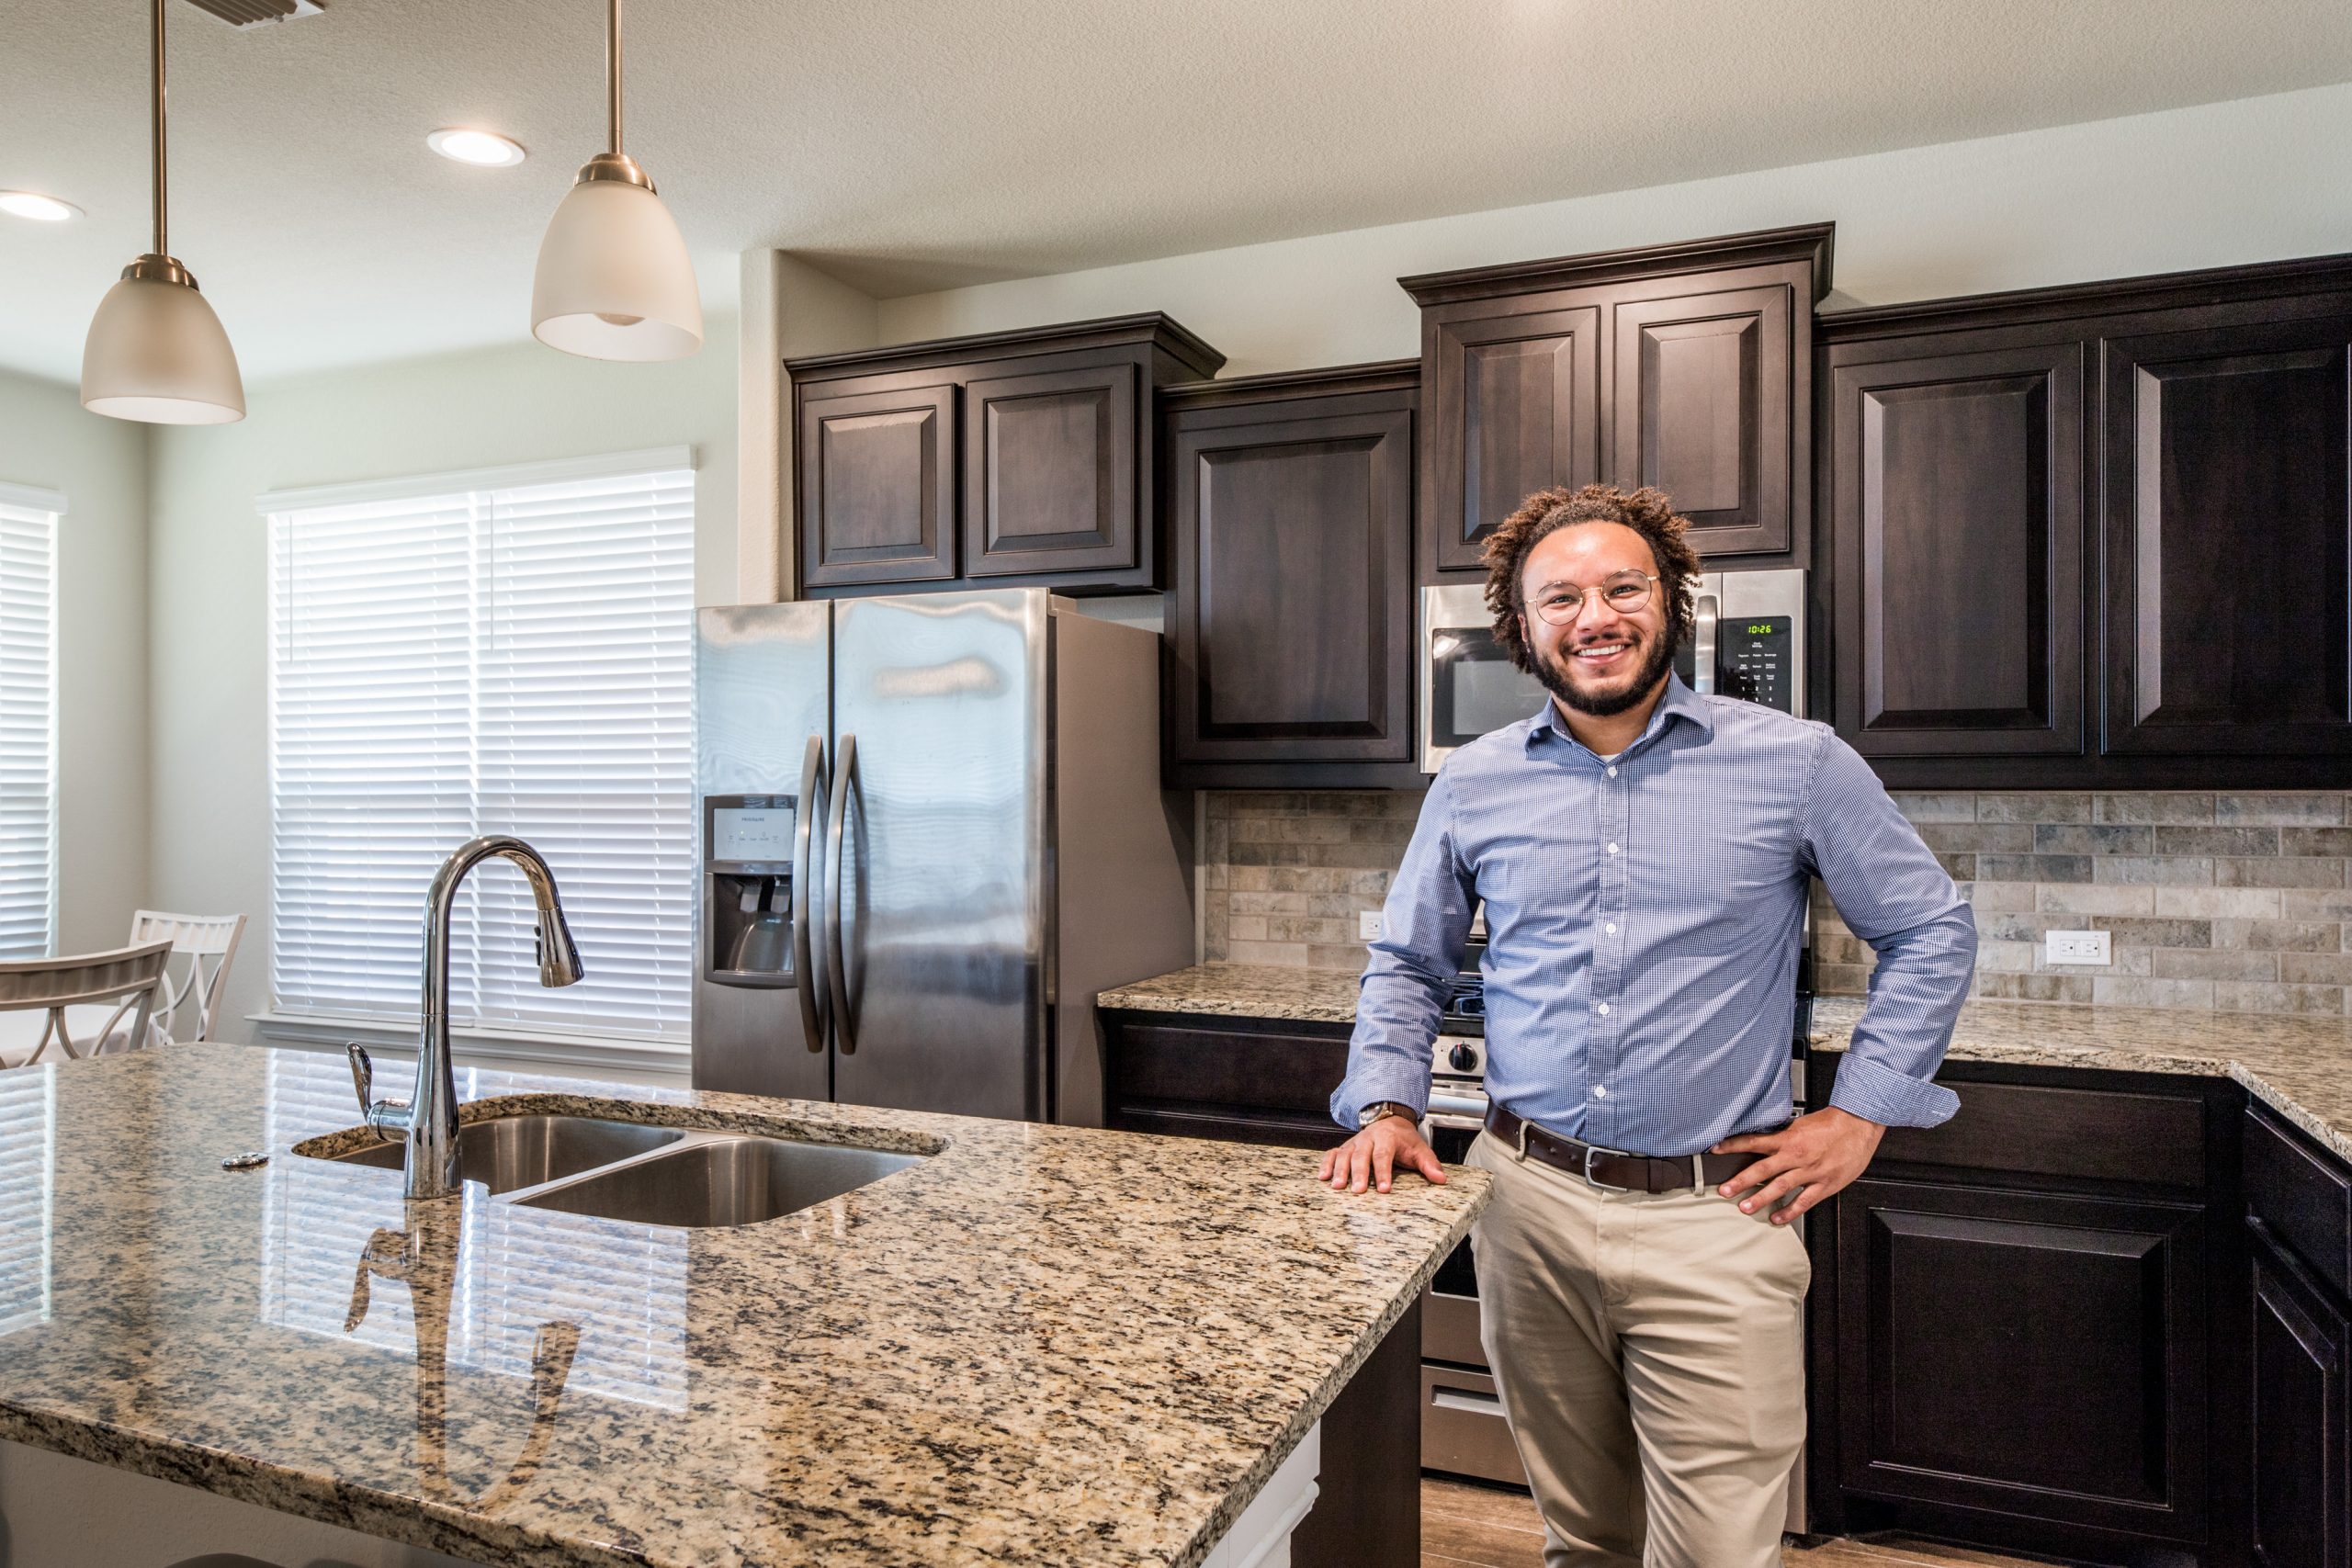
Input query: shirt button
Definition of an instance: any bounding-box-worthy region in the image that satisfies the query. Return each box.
[1591,1085,1607,1099]
[1605,921,1618,935]
[1607,766,1618,778]
[1606,842,1620,855]
[1596,1002,1611,1016]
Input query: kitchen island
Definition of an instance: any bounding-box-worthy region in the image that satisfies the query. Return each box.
[0,1043,1484,1567]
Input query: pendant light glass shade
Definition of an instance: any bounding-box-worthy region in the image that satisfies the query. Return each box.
[82,262,244,423]
[81,0,243,425]
[531,0,701,362]
[531,161,702,361]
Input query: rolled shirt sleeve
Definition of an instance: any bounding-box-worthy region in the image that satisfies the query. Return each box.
[1800,734,1977,1128]
[1330,768,1476,1128]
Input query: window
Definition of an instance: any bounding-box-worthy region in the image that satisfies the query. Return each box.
[0,484,58,963]
[265,449,694,1045]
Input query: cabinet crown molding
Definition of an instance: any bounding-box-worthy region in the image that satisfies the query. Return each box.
[1396,220,1834,307]
[786,310,1226,382]
[1819,250,2352,343]
[1159,358,1420,409]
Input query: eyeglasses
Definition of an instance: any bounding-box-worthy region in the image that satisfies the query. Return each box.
[1527,570,1658,626]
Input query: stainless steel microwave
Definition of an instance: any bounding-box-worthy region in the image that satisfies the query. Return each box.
[1419,569,1808,772]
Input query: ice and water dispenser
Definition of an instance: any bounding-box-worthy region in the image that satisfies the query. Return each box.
[703,794,802,987]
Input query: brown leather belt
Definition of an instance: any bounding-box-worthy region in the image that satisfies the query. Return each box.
[1485,1104,1762,1194]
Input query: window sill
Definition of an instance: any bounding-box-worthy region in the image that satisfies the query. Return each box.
[247,1010,692,1085]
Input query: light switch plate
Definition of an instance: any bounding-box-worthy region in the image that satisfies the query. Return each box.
[1359,910,1383,942]
[2045,929,2110,965]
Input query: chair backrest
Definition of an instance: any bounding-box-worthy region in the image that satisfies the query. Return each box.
[0,940,171,1067]
[129,910,247,1043]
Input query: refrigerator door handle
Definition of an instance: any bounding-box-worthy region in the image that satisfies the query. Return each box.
[824,732,860,1056]
[791,735,830,1053]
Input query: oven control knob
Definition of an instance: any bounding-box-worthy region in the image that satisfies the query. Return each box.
[1447,1042,1478,1073]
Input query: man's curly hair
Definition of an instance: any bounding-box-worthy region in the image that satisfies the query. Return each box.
[1480,484,1704,674]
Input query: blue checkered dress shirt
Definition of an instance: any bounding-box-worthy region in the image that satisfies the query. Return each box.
[1333,676,1976,1156]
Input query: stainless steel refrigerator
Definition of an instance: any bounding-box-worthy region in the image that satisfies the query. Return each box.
[692,589,1192,1124]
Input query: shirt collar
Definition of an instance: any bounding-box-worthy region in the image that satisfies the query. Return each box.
[1524,672,1715,757]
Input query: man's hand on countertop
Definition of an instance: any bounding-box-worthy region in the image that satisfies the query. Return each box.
[1318,1114,1448,1194]
[1711,1104,1885,1223]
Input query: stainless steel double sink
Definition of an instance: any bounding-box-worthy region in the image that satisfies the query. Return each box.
[307,1114,928,1227]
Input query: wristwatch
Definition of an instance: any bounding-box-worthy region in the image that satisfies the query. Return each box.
[1359,1100,1417,1129]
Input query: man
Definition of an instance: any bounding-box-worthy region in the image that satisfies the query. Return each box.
[1318,484,1975,1568]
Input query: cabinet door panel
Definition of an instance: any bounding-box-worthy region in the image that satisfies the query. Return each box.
[1834,1179,2206,1537]
[963,361,1137,578]
[2102,319,2352,754]
[1170,403,1414,765]
[1425,305,1600,573]
[1611,285,1791,555]
[2251,1232,2350,1568]
[798,382,958,588]
[1830,341,2086,757]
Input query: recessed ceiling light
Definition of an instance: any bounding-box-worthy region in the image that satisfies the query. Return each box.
[0,191,84,222]
[427,128,527,168]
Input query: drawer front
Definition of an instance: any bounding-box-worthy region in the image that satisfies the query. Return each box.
[1871,1078,2206,1190]
[1420,1367,1527,1486]
[1422,1285,1485,1368]
[2249,1105,2352,1301]
[1108,1020,1350,1119]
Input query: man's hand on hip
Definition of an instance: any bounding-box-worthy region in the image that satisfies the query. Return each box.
[1710,1105,1884,1223]
[1317,1116,1448,1195]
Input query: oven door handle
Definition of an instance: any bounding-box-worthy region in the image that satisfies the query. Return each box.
[1426,1091,1488,1124]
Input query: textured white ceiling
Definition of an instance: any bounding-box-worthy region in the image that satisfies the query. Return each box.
[5,0,2350,385]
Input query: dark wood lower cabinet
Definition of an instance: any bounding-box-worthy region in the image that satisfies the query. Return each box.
[1100,1010,1416,1568]
[2251,1226,2350,1568]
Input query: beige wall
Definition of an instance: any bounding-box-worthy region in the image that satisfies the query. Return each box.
[145,322,741,1043]
[0,369,150,955]
[877,81,2352,374]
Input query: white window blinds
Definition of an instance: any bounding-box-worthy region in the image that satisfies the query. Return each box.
[266,451,695,1043]
[0,488,58,963]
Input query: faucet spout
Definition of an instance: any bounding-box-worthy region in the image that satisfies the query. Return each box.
[362,835,587,1200]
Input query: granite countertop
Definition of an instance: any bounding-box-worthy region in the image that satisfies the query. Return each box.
[1098,964,2352,1163]
[0,1043,1485,1568]
[1098,964,1361,1024]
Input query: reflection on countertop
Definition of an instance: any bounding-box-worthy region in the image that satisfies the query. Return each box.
[0,1043,1483,1568]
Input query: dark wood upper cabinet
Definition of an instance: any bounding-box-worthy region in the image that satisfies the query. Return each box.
[1419,304,1600,571]
[1820,252,2352,789]
[1611,283,1792,554]
[2101,317,2352,758]
[1161,362,1421,788]
[1402,223,1832,581]
[963,360,1138,578]
[788,314,1223,597]
[797,381,959,588]
[1826,338,2086,760]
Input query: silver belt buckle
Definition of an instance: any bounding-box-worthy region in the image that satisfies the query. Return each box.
[1581,1141,1634,1193]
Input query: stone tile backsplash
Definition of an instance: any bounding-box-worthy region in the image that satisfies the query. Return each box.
[1201,788,2352,1015]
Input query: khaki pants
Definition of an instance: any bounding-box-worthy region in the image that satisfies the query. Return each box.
[1465,1128,1809,1568]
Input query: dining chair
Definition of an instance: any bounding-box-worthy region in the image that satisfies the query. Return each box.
[129,908,248,1043]
[0,940,171,1070]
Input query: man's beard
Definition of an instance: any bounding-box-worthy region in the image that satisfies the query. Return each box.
[1534,625,1679,719]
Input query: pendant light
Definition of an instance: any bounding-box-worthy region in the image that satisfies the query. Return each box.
[80,0,245,425]
[530,0,702,361]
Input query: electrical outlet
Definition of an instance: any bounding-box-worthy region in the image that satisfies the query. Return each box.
[2045,929,2110,965]
[1359,910,1383,942]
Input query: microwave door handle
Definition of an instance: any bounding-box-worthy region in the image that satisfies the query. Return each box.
[1692,593,1719,695]
[824,732,860,1056]
[791,735,830,1052]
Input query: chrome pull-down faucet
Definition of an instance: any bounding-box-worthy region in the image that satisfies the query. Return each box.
[348,835,586,1199]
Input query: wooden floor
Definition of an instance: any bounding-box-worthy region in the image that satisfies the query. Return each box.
[1422,1478,2077,1568]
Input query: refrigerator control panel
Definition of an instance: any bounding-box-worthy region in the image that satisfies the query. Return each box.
[705,793,800,987]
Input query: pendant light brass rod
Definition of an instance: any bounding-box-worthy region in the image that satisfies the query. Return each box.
[606,0,622,156]
[150,0,167,257]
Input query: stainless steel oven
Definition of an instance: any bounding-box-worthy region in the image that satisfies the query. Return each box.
[1419,569,1809,773]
